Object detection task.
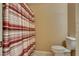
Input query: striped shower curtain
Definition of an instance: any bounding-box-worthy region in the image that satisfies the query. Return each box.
[3,3,35,56]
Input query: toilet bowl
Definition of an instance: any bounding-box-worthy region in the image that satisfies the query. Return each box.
[51,36,76,56]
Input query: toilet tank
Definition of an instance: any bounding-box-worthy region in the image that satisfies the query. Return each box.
[66,36,76,50]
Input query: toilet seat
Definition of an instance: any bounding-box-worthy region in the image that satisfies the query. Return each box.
[51,45,70,52]
[51,45,70,55]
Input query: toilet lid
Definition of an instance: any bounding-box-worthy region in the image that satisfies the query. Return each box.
[51,45,70,52]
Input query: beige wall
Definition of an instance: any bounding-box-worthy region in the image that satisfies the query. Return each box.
[28,4,67,51]
[0,3,2,55]
[76,4,79,56]
[68,4,76,37]
[0,4,2,41]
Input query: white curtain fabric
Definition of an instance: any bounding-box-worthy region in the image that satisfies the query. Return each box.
[3,3,35,56]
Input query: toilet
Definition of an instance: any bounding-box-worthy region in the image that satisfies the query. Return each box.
[51,36,76,56]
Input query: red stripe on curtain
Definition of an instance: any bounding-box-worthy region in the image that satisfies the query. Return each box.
[3,34,35,48]
[19,42,35,56]
[3,20,35,31]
